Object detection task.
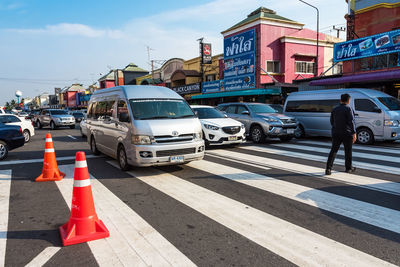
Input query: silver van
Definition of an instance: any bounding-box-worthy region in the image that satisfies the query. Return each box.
[86,85,204,170]
[284,88,400,144]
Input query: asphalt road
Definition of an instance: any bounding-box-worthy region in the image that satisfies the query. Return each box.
[1,126,400,266]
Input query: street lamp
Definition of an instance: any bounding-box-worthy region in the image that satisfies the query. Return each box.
[299,0,319,76]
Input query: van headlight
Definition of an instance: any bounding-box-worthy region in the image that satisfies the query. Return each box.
[204,124,219,131]
[132,135,152,145]
[263,117,280,122]
[194,132,203,140]
[384,120,399,127]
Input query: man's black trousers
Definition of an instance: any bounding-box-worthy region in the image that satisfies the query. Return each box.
[326,134,353,170]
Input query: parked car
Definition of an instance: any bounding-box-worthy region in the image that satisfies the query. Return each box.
[269,104,284,114]
[35,109,75,130]
[80,118,87,137]
[191,105,245,146]
[218,102,297,142]
[0,114,35,142]
[284,88,400,144]
[86,85,204,170]
[0,123,25,160]
[72,111,85,122]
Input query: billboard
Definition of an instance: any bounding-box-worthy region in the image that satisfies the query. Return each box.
[172,83,201,95]
[334,28,400,62]
[224,29,256,90]
[202,43,212,64]
[202,80,221,93]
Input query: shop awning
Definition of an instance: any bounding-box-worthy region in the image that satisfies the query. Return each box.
[309,69,400,86]
[191,88,281,99]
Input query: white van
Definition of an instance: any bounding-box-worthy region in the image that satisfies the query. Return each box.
[86,85,205,170]
[284,88,400,144]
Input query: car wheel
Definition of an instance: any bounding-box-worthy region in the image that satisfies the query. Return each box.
[294,125,305,139]
[357,128,374,145]
[50,121,57,130]
[0,141,8,160]
[23,130,31,143]
[279,136,293,142]
[36,120,42,129]
[117,145,130,171]
[251,125,265,143]
[90,136,100,155]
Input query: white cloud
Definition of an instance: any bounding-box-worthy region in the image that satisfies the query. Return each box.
[0,2,24,10]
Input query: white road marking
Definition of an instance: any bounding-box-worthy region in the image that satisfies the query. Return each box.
[125,165,394,267]
[57,165,195,267]
[0,155,100,166]
[207,150,400,196]
[295,140,400,154]
[25,247,61,267]
[188,160,400,234]
[271,143,399,163]
[67,135,77,140]
[242,145,400,175]
[0,170,11,267]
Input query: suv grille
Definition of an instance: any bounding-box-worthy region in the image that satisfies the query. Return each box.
[222,126,241,134]
[281,118,296,124]
[156,148,196,157]
[154,134,194,143]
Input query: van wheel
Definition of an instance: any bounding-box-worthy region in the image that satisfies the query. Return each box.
[357,128,374,145]
[251,125,265,143]
[294,125,305,139]
[50,121,57,130]
[117,145,130,171]
[0,141,8,160]
[23,130,31,143]
[90,136,100,155]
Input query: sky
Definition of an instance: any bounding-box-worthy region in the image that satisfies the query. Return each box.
[0,0,348,105]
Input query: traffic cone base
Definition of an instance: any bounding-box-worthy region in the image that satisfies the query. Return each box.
[59,219,109,246]
[35,170,65,182]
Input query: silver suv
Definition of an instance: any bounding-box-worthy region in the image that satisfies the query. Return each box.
[35,109,75,130]
[218,103,297,142]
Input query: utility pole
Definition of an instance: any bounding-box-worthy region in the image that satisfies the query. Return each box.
[333,26,346,38]
[197,37,204,85]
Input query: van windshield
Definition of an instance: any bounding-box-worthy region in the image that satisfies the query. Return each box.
[129,99,195,120]
[378,97,400,110]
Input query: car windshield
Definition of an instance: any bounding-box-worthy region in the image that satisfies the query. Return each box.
[73,113,84,117]
[129,99,195,120]
[248,104,277,114]
[194,107,225,119]
[50,110,68,115]
[378,97,400,110]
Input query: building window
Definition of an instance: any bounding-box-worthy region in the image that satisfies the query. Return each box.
[266,60,280,73]
[295,61,315,74]
[205,74,216,81]
[333,63,343,74]
[354,52,399,72]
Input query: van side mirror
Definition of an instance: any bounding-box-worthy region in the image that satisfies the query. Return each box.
[373,107,382,113]
[119,112,130,122]
[224,114,228,118]
[241,110,250,115]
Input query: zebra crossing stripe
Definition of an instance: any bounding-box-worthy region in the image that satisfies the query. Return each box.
[57,165,195,267]
[270,143,399,163]
[127,166,395,267]
[25,247,61,267]
[207,149,400,196]
[0,170,12,267]
[242,145,400,175]
[188,160,400,234]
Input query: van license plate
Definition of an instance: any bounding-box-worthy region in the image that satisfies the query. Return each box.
[170,156,184,163]
[228,136,238,141]
[287,129,295,134]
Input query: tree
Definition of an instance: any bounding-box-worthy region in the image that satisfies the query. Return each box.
[5,102,10,110]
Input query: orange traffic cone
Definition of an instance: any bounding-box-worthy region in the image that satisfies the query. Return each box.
[59,151,109,246]
[36,133,65,182]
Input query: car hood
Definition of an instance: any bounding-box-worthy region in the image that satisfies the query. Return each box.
[387,110,400,120]
[256,113,293,119]
[133,118,202,136]
[200,118,242,127]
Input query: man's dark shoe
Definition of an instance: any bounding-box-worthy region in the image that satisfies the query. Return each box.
[345,167,356,173]
[325,169,331,175]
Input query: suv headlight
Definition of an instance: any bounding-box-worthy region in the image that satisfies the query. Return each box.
[384,120,399,127]
[132,135,152,145]
[194,132,203,140]
[263,117,280,123]
[204,124,219,131]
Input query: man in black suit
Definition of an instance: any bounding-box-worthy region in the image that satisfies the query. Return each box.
[325,93,357,175]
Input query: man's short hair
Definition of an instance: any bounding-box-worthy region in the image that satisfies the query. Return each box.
[341,93,350,103]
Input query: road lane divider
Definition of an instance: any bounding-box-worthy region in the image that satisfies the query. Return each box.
[57,164,194,267]
[122,163,394,267]
[67,135,77,140]
[0,170,12,267]
[295,140,400,154]
[188,160,400,234]
[0,154,100,166]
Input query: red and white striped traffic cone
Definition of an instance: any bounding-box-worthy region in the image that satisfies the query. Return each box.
[36,133,65,182]
[59,151,109,246]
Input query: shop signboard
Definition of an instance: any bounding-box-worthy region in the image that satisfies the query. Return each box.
[223,28,255,90]
[202,80,221,93]
[334,28,400,62]
[172,82,201,95]
[202,43,212,64]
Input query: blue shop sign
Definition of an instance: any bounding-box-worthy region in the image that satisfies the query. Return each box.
[202,80,221,93]
[224,53,255,79]
[224,29,255,59]
[223,75,255,91]
[334,28,400,62]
